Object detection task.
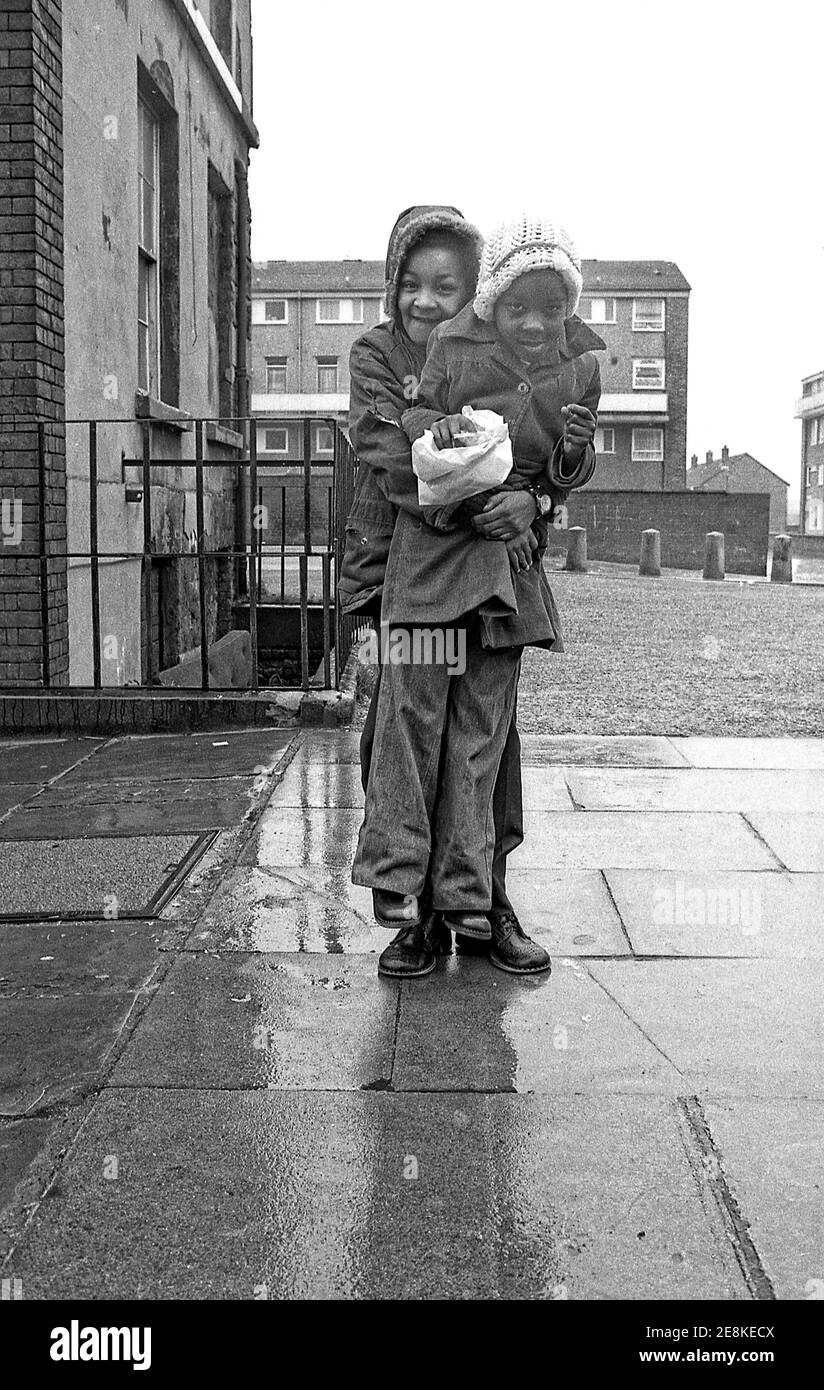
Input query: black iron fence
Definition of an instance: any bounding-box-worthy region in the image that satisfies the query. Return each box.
[0,415,367,692]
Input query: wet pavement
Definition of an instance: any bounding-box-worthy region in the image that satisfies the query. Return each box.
[0,726,823,1299]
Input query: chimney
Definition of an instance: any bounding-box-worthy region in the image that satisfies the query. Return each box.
[690,453,698,469]
[721,445,729,462]
[705,450,713,464]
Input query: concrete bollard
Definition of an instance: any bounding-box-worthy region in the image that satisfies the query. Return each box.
[703,531,725,581]
[770,534,793,584]
[564,526,588,572]
[639,529,661,577]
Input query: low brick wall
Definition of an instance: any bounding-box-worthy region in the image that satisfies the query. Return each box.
[560,490,770,575]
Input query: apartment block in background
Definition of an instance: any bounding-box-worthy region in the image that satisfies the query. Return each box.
[687,448,788,535]
[250,260,385,464]
[796,370,824,535]
[578,261,690,490]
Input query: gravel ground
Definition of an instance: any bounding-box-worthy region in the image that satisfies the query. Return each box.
[352,568,824,736]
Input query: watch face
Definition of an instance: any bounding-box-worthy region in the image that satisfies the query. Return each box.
[538,494,553,515]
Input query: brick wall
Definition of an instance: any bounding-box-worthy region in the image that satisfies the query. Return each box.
[664,297,688,488]
[0,0,68,685]
[561,490,771,575]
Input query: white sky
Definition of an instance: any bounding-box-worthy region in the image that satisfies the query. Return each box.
[248,0,824,514]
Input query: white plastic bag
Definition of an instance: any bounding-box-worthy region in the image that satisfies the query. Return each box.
[412,406,513,507]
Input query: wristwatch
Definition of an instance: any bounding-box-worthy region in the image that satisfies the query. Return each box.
[526,483,554,517]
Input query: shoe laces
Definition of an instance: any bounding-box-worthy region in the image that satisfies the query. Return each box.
[491,910,524,941]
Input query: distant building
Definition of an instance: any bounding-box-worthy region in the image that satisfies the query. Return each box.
[250,261,385,463]
[795,370,824,535]
[687,448,788,534]
[578,261,691,491]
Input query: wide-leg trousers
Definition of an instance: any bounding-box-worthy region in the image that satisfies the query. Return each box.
[352,619,523,912]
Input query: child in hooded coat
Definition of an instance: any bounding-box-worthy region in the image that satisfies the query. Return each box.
[352,218,605,976]
[339,206,534,979]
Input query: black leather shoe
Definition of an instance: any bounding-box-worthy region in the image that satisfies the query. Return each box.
[378,914,451,978]
[489,911,551,975]
[373,888,420,930]
[442,911,492,941]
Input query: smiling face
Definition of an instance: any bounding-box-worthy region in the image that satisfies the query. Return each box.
[396,237,475,344]
[493,268,568,361]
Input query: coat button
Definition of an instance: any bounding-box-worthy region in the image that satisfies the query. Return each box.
[518,381,530,393]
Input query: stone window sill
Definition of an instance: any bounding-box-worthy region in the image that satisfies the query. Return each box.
[135,392,192,432]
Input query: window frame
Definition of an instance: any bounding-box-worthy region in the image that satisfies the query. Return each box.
[632,358,666,391]
[263,426,289,455]
[265,356,288,394]
[264,298,288,324]
[579,296,617,325]
[315,297,365,325]
[632,297,666,332]
[314,423,335,457]
[631,427,664,462]
[316,356,339,393]
[594,426,615,454]
[137,97,161,399]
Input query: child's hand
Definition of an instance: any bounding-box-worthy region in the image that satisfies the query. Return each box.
[562,404,596,460]
[431,414,479,450]
[505,529,538,573]
[473,490,537,539]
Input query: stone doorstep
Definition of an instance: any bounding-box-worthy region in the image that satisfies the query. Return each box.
[0,688,355,736]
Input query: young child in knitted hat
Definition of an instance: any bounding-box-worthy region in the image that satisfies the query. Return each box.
[352,217,605,977]
[402,216,605,615]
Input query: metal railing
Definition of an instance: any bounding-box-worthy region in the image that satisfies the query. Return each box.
[0,415,364,692]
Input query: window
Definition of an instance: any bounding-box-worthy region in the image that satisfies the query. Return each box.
[137,70,180,407]
[810,417,824,447]
[803,376,824,396]
[137,98,160,397]
[264,299,288,323]
[264,427,289,454]
[265,357,287,393]
[207,165,234,418]
[806,498,824,534]
[316,357,339,392]
[316,298,364,324]
[632,427,664,462]
[820,464,824,486]
[633,298,665,332]
[579,296,616,324]
[315,423,335,456]
[594,427,615,453]
[633,359,666,390]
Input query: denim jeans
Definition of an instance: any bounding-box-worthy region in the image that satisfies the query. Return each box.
[352,618,522,911]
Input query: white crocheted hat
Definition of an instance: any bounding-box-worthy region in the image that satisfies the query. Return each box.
[473,216,583,321]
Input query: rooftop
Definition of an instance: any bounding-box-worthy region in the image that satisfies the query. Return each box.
[688,452,788,489]
[252,257,691,295]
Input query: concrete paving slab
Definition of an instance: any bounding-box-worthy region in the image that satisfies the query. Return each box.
[243,807,363,869]
[272,760,366,809]
[519,734,689,767]
[512,811,779,871]
[605,870,824,957]
[112,953,397,1091]
[674,738,824,770]
[6,1089,746,1299]
[0,993,139,1115]
[0,785,39,817]
[292,731,364,764]
[1,782,258,838]
[588,959,824,1097]
[0,921,166,997]
[506,870,629,955]
[744,814,824,872]
[567,767,824,814]
[0,1116,61,1212]
[392,956,683,1094]
[519,769,575,810]
[58,728,295,783]
[0,737,106,784]
[702,1097,824,1300]
[0,834,201,917]
[185,865,387,954]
